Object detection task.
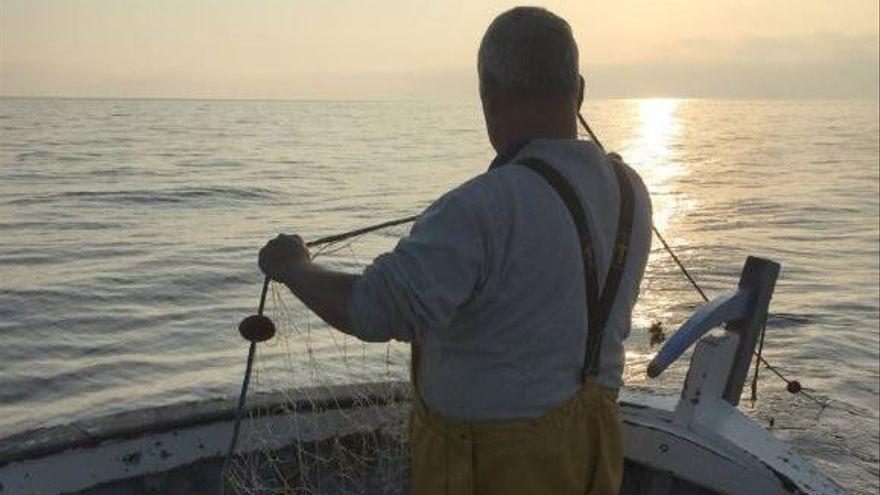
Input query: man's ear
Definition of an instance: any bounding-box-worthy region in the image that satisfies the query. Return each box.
[577,75,585,110]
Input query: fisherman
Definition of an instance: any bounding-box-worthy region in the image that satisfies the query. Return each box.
[258,6,652,495]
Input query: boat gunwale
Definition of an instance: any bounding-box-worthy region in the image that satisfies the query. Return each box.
[0,380,410,468]
[0,380,844,495]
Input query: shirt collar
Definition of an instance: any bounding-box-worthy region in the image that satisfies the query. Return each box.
[487,139,531,171]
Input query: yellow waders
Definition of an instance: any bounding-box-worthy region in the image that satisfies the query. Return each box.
[407,156,636,495]
[409,376,623,495]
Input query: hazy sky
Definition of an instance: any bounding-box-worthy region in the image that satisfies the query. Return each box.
[2,0,878,99]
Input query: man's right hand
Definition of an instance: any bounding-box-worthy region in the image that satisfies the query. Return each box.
[258,234,310,283]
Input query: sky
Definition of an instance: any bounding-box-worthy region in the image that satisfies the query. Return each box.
[1,0,878,100]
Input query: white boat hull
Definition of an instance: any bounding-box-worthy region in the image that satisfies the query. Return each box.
[0,380,845,495]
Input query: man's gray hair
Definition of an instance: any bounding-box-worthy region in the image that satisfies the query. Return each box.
[478,7,580,100]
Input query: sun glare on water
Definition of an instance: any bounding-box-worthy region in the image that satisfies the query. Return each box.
[621,98,697,349]
[622,98,690,233]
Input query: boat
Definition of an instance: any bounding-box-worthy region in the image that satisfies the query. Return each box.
[0,256,848,494]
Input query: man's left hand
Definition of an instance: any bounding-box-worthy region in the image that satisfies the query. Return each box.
[258,234,310,282]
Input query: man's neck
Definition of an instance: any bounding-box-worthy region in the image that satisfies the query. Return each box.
[496,124,575,151]
[491,100,578,152]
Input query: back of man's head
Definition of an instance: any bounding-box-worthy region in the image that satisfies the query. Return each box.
[478,7,580,103]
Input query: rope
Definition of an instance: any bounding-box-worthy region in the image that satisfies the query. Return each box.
[650,219,827,408]
[278,201,824,411]
[310,210,826,407]
[574,110,826,408]
[651,226,710,302]
[306,215,421,248]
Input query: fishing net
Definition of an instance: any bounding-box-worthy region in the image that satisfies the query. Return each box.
[215,211,841,495]
[225,223,414,495]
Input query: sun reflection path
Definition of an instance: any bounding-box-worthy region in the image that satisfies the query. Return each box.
[621,99,689,232]
[618,99,699,376]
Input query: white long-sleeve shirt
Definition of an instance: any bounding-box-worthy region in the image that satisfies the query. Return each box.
[350,139,653,421]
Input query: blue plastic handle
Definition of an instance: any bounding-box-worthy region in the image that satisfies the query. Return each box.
[647,288,752,378]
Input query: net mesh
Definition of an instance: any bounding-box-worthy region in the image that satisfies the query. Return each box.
[226,225,413,494]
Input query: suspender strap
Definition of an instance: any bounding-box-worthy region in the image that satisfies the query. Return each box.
[516,158,600,377]
[587,160,636,374]
[516,156,636,377]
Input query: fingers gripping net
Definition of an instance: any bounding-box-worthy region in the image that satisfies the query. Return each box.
[226,225,413,494]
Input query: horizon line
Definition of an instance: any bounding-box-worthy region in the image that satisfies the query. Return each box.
[2,94,877,103]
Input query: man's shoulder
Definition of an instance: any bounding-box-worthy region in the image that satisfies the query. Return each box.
[412,167,524,240]
[435,167,520,210]
[611,157,653,216]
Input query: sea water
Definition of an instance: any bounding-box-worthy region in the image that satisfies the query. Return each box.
[0,98,877,493]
